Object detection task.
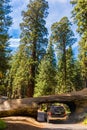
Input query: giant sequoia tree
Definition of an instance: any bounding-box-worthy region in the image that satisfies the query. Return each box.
[51,17,76,92]
[19,0,49,97]
[0,0,12,92]
[70,0,87,87]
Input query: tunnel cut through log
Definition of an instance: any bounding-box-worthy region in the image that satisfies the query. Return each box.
[66,102,76,114]
[38,101,76,117]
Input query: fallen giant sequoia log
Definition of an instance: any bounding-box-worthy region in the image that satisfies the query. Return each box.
[0,98,38,118]
[0,88,87,121]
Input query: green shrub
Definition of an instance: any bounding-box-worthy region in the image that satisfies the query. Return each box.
[83,114,87,125]
[0,119,7,130]
[83,119,87,124]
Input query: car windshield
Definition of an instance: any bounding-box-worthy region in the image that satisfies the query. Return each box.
[50,106,64,112]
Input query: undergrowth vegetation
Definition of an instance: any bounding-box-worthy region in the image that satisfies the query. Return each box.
[0,119,7,130]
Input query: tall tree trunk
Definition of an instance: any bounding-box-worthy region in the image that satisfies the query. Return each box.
[27,65,35,97]
[27,41,36,97]
[27,82,34,97]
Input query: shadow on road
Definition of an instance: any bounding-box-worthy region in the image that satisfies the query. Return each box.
[6,122,67,130]
[6,122,43,130]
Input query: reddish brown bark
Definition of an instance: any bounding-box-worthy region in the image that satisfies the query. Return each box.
[27,40,36,97]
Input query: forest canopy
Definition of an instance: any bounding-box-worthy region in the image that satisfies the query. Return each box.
[0,0,87,98]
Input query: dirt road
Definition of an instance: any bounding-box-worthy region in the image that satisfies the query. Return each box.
[2,116,87,130]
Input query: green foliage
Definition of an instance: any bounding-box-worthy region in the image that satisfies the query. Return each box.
[83,114,87,124]
[7,44,31,98]
[71,0,87,34]
[35,43,57,96]
[20,0,49,97]
[51,17,76,47]
[0,85,6,95]
[78,35,87,87]
[0,0,12,93]
[5,0,87,98]
[51,17,76,93]
[7,0,49,98]
[66,46,82,91]
[83,118,87,124]
[73,60,83,90]
[20,0,49,61]
[56,47,82,93]
[0,119,6,130]
[71,0,87,87]
[66,46,75,91]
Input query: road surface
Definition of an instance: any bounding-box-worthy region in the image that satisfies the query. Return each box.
[2,116,87,130]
